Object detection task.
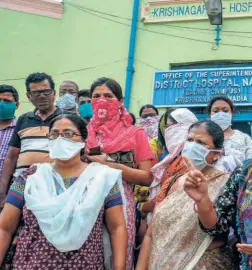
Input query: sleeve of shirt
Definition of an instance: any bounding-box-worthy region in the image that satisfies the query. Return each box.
[104,183,122,209]
[6,166,37,209]
[134,129,156,166]
[244,134,252,159]
[200,165,242,236]
[6,173,26,209]
[9,116,22,148]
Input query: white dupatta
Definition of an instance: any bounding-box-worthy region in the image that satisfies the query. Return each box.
[24,162,125,253]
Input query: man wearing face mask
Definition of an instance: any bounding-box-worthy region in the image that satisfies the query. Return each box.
[57,81,79,113]
[0,73,71,211]
[78,89,93,123]
[0,85,19,177]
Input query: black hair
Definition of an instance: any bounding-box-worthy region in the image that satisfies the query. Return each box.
[78,89,90,99]
[60,81,79,91]
[207,96,235,114]
[90,77,123,101]
[129,113,136,125]
[188,120,224,149]
[49,114,87,141]
[0,85,19,102]
[157,108,177,150]
[25,72,55,91]
[139,104,159,117]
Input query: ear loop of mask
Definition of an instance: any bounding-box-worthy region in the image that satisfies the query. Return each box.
[204,149,222,167]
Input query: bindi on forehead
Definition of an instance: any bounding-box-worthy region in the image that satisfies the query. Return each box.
[93,85,113,95]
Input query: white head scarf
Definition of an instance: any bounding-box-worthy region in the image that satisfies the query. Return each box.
[149,109,198,199]
[170,108,198,124]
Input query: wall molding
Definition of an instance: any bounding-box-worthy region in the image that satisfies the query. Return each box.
[0,0,63,19]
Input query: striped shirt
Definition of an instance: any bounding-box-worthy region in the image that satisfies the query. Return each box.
[0,119,17,175]
[9,107,71,176]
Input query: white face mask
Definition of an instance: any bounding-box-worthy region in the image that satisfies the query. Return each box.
[58,93,76,110]
[182,142,221,171]
[49,137,85,161]
[211,112,232,131]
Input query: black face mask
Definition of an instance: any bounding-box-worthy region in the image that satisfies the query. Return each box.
[141,113,157,119]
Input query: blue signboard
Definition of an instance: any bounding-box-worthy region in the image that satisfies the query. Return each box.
[152,67,252,107]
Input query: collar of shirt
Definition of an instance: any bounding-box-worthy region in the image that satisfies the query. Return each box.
[28,107,66,122]
[0,118,17,130]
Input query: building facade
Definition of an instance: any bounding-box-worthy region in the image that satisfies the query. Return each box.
[1,0,252,134]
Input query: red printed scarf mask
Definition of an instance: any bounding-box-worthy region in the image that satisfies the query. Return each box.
[87,97,138,153]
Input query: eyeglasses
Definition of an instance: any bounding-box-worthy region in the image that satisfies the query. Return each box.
[47,130,82,140]
[29,89,53,97]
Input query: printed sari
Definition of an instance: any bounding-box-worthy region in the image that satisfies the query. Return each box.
[149,169,235,270]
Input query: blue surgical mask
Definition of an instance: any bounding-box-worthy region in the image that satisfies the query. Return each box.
[78,103,93,118]
[58,93,76,110]
[0,101,16,120]
[211,112,232,131]
[56,99,62,108]
[182,142,221,171]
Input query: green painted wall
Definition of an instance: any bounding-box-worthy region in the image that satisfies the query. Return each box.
[0,0,132,115]
[131,0,252,117]
[1,0,252,119]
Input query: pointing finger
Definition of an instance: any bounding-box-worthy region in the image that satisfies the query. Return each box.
[183,156,195,171]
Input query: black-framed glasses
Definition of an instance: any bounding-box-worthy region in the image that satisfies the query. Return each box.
[47,130,82,140]
[29,89,53,97]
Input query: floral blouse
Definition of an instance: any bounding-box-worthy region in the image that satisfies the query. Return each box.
[224,130,252,162]
[201,164,243,237]
[201,160,252,269]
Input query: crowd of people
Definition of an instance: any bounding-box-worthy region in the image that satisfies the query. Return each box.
[0,72,252,269]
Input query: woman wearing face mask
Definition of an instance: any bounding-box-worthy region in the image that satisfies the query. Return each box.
[149,108,177,162]
[136,120,235,270]
[139,104,159,141]
[134,110,177,219]
[0,114,127,270]
[209,96,252,164]
[184,155,252,269]
[142,108,197,221]
[86,78,155,270]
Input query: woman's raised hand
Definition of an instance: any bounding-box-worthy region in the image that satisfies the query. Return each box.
[237,243,252,255]
[183,156,209,202]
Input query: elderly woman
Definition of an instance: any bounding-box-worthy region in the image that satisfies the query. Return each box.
[184,154,252,269]
[137,120,235,270]
[0,114,127,270]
